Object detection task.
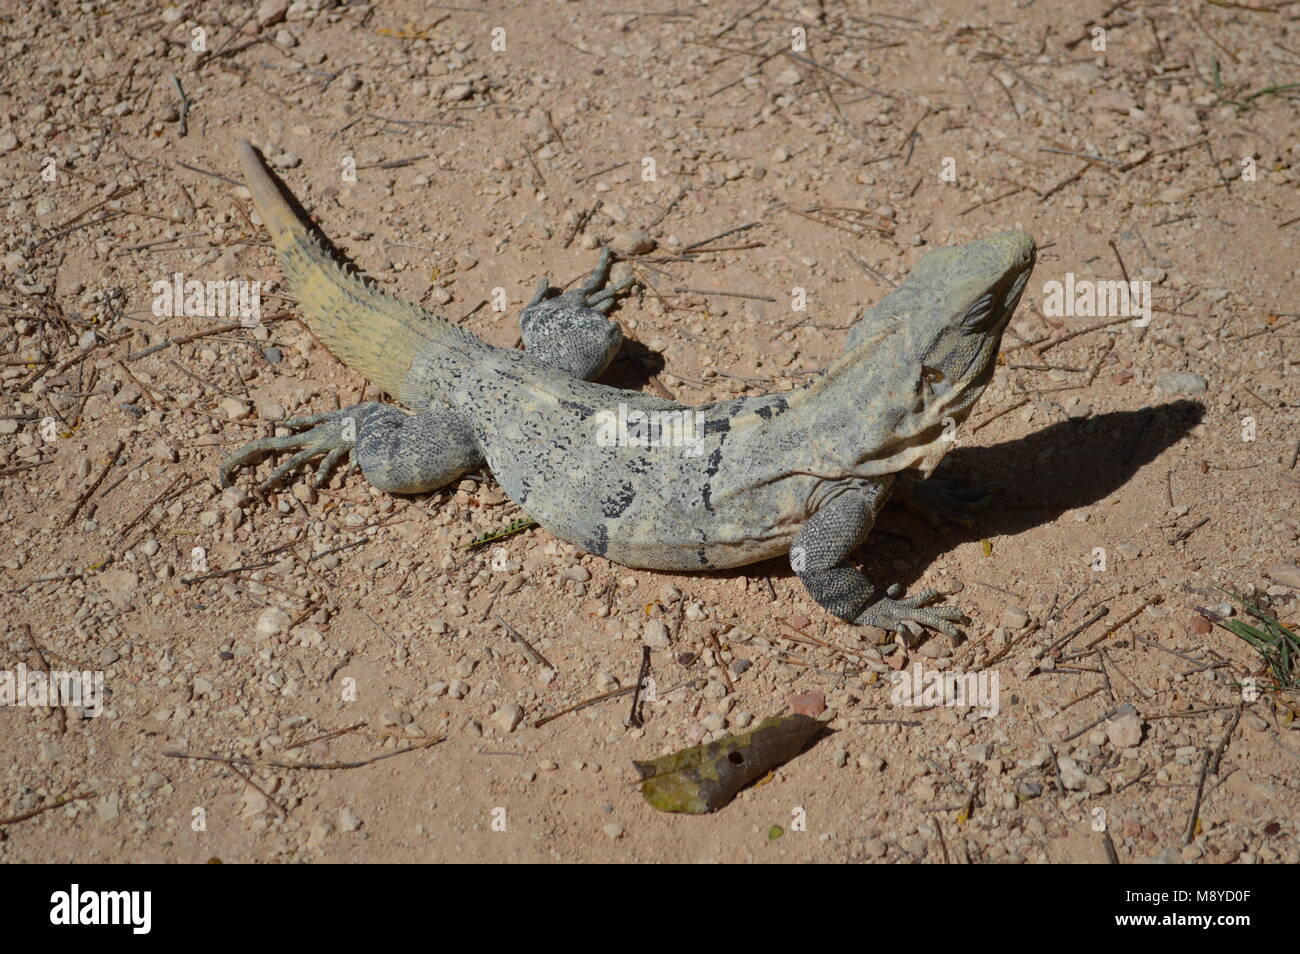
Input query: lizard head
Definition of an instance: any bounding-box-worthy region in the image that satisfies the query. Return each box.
[821,229,1036,479]
[906,228,1035,433]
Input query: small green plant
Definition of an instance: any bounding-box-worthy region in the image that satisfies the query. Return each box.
[463,517,537,549]
[1198,586,1299,696]
[1217,81,1300,111]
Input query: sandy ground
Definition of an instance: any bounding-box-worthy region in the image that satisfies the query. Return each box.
[1,0,1298,864]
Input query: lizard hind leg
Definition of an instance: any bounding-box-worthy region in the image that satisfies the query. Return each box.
[220,402,481,495]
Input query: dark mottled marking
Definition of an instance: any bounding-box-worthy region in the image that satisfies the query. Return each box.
[704,447,722,479]
[588,523,609,556]
[602,481,635,518]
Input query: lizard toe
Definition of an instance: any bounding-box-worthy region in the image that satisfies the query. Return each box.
[858,588,965,638]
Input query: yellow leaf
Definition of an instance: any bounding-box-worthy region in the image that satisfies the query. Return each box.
[981,538,993,558]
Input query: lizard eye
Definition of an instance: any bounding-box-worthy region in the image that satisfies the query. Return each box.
[962,292,996,329]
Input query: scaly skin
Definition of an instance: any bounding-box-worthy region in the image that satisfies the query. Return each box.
[225,140,1035,637]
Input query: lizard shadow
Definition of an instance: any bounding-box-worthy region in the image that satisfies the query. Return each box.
[712,400,1204,596]
[602,338,666,392]
[864,399,1207,588]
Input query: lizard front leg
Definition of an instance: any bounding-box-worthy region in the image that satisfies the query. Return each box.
[791,478,965,637]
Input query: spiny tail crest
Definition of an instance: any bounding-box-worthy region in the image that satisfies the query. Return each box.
[236,139,476,401]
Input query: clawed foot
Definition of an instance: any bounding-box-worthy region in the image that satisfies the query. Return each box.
[525,246,635,315]
[857,584,965,638]
[220,405,374,491]
[900,477,992,528]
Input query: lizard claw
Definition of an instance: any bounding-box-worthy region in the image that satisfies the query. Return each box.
[901,478,992,528]
[527,246,637,314]
[220,406,370,491]
[856,584,965,638]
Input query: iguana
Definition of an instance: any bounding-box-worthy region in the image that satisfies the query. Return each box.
[223,140,1035,637]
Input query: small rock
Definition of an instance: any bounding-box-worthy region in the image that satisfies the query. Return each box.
[1001,606,1030,629]
[789,691,826,717]
[609,229,656,256]
[1154,371,1207,396]
[1087,89,1136,113]
[493,703,524,732]
[255,606,291,638]
[1264,563,1300,589]
[1057,755,1088,790]
[857,751,885,771]
[1107,714,1143,748]
[256,0,289,26]
[98,570,138,609]
[643,619,671,649]
[95,794,119,823]
[219,397,250,420]
[338,808,362,832]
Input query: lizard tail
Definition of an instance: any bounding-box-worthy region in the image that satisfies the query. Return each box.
[236,139,476,403]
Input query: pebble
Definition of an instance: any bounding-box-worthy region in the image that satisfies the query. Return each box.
[857,751,885,771]
[789,691,826,717]
[255,607,291,638]
[1264,563,1300,589]
[643,619,671,649]
[338,808,362,832]
[256,0,289,26]
[493,703,524,732]
[610,229,656,256]
[95,794,119,823]
[1154,371,1207,395]
[1001,606,1030,629]
[1106,714,1143,748]
[219,397,250,420]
